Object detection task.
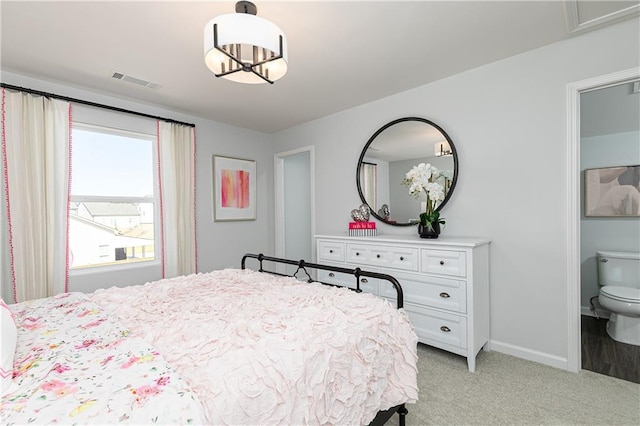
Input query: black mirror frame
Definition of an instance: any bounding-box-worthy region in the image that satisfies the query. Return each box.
[356,117,459,227]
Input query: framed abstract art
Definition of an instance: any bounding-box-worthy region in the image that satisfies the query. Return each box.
[584,165,640,217]
[212,155,256,221]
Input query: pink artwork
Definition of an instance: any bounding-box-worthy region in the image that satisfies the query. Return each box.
[213,155,256,221]
[220,169,250,209]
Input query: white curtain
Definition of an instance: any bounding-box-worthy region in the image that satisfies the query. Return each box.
[1,89,71,303]
[157,121,197,278]
[360,162,377,210]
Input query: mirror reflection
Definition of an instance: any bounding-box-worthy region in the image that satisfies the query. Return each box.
[356,117,458,226]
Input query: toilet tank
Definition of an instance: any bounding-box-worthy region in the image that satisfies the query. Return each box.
[597,251,640,289]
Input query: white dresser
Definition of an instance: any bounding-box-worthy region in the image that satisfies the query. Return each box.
[315,234,490,372]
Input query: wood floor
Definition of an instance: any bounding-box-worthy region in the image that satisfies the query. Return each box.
[581,315,640,384]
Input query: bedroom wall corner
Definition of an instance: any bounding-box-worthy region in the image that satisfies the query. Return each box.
[195,120,275,273]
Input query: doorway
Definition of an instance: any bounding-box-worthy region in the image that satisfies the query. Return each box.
[567,67,640,375]
[274,146,315,275]
[579,80,640,383]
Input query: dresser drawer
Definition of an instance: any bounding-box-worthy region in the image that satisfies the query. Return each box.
[316,234,490,373]
[380,273,467,314]
[404,306,468,349]
[317,240,345,262]
[346,244,418,272]
[317,267,378,294]
[421,249,467,277]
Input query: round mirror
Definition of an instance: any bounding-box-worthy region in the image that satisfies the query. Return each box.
[356,117,458,226]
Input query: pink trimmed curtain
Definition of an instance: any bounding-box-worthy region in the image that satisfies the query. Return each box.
[157,121,197,278]
[1,89,71,303]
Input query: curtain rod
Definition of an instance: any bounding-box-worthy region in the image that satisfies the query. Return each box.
[0,83,195,128]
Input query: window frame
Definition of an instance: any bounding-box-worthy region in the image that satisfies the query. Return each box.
[68,121,161,273]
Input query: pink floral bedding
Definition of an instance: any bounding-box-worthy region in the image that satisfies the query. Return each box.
[91,268,419,425]
[0,292,203,425]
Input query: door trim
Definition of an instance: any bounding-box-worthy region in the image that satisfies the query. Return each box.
[566,67,639,373]
[274,146,316,266]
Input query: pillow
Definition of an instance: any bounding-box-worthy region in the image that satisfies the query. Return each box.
[0,298,17,394]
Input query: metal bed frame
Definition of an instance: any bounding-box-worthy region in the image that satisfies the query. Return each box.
[241,253,409,426]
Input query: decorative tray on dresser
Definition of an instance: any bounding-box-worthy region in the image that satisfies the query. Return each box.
[315,234,491,372]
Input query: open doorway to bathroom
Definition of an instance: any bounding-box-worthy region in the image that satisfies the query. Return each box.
[274,147,315,276]
[579,80,640,384]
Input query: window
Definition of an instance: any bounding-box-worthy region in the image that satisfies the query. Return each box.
[69,124,157,269]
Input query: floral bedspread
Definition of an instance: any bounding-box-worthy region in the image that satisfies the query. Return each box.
[0,292,203,425]
[91,269,419,425]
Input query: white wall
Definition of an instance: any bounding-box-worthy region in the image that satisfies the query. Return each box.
[0,71,275,295]
[283,151,312,262]
[580,131,640,311]
[271,18,640,369]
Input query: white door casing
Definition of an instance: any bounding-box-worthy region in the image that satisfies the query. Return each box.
[566,67,640,373]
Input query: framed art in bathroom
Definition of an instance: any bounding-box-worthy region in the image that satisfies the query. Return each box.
[212,155,256,221]
[584,165,640,217]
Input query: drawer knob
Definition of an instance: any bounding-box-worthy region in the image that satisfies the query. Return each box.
[400,256,404,261]
[329,272,335,277]
[440,326,451,333]
[356,252,360,256]
[439,260,445,265]
[439,292,450,298]
[329,249,333,253]
[376,254,381,258]
[361,278,368,284]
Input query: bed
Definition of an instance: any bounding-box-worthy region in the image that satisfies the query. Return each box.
[1,253,419,425]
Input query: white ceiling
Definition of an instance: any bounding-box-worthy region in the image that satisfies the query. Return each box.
[1,1,639,133]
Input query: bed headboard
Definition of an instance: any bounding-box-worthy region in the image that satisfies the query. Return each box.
[241,253,404,309]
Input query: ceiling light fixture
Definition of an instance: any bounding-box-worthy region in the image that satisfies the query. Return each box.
[435,141,453,157]
[204,1,288,85]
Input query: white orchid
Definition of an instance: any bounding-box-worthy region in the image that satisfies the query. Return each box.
[401,163,449,230]
[424,182,445,202]
[404,163,439,196]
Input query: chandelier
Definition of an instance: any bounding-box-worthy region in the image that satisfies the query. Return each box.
[204,1,288,84]
[434,141,453,157]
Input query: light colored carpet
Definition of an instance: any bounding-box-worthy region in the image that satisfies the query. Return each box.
[405,344,640,425]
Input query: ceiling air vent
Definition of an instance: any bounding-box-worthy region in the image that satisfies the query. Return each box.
[111,71,162,89]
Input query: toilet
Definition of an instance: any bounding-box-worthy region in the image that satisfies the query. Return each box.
[597,250,640,346]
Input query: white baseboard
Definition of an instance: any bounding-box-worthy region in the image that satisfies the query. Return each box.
[488,339,568,371]
[488,309,612,372]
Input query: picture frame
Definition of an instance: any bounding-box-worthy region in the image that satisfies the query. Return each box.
[212,155,256,221]
[584,165,640,217]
